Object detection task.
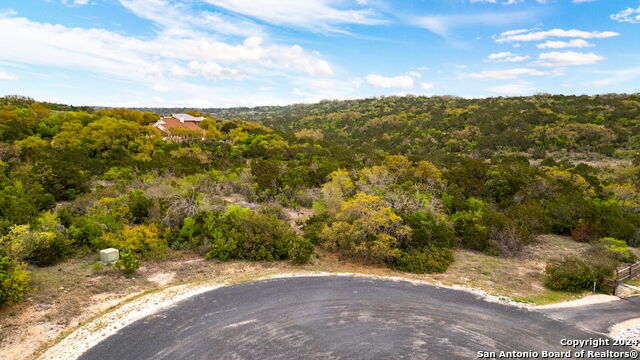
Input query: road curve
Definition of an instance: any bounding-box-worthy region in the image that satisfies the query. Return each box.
[541,295,640,334]
[79,276,631,360]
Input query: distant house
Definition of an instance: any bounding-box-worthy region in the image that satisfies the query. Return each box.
[152,113,205,142]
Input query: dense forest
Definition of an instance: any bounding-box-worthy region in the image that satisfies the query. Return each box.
[1,94,639,306]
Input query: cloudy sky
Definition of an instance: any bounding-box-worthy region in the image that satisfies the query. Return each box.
[0,0,639,107]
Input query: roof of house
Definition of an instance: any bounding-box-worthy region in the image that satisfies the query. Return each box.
[171,113,204,122]
[153,117,204,133]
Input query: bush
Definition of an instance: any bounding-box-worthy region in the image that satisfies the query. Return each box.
[452,199,490,252]
[303,213,329,245]
[204,205,308,262]
[546,194,590,235]
[0,225,70,267]
[172,217,200,250]
[485,212,529,257]
[24,233,70,267]
[288,237,314,264]
[402,210,455,249]
[114,250,139,276]
[68,216,104,247]
[570,222,598,243]
[392,246,453,274]
[103,166,135,181]
[595,237,636,263]
[544,251,617,292]
[0,254,29,306]
[318,193,409,264]
[585,199,639,243]
[109,224,167,259]
[128,190,152,224]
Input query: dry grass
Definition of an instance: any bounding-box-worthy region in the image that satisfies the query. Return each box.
[0,234,592,360]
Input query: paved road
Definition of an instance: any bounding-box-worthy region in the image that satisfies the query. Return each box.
[79,276,634,360]
[542,295,640,333]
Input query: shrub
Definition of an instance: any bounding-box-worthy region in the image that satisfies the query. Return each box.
[595,237,636,263]
[103,166,135,181]
[318,193,409,264]
[506,200,550,236]
[630,229,640,248]
[128,190,152,224]
[288,237,314,264]
[0,225,70,267]
[205,225,238,261]
[303,213,329,245]
[172,217,200,250]
[108,224,167,258]
[570,222,598,243]
[402,210,455,249]
[392,246,453,274]
[485,212,529,257]
[451,199,490,252]
[114,250,139,276]
[544,251,617,292]
[68,216,104,247]
[204,205,307,262]
[585,199,639,243]
[0,254,29,306]
[546,194,590,235]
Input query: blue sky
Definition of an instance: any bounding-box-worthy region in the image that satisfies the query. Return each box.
[0,0,639,107]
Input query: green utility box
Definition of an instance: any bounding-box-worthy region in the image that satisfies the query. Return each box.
[100,248,119,264]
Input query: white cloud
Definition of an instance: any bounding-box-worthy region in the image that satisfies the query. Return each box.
[276,45,333,76]
[420,82,436,90]
[170,65,191,78]
[307,79,340,90]
[152,84,169,92]
[364,74,414,89]
[60,0,90,6]
[494,28,619,43]
[536,39,594,49]
[414,11,535,37]
[187,61,246,81]
[486,51,530,62]
[201,0,385,32]
[611,6,640,23]
[119,0,264,38]
[590,67,640,87]
[469,68,547,80]
[536,51,604,66]
[0,9,17,16]
[0,11,334,84]
[0,71,17,80]
[488,81,536,96]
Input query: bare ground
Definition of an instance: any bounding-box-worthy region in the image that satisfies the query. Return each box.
[0,235,594,360]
